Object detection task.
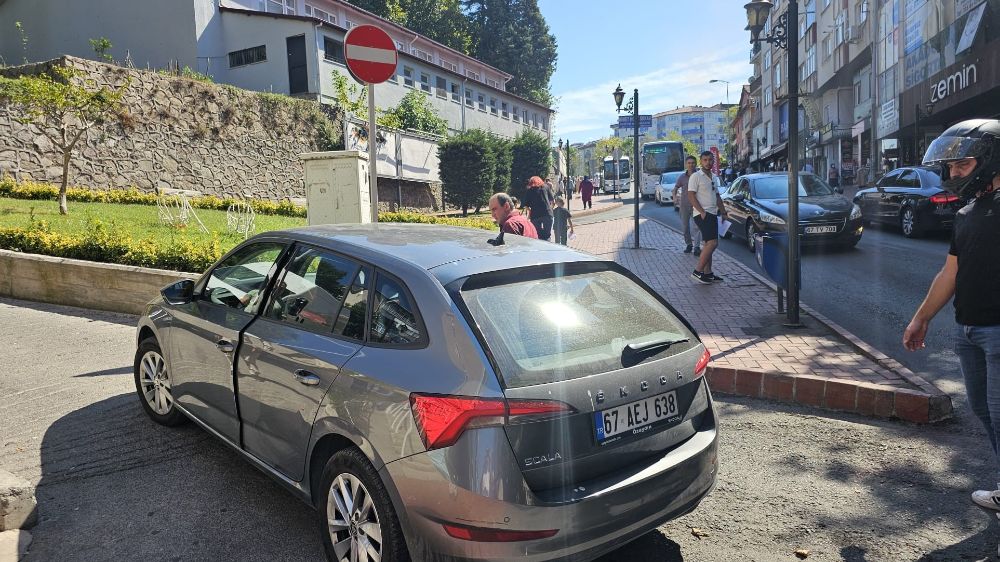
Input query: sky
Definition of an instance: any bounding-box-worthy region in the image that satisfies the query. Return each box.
[538,0,755,144]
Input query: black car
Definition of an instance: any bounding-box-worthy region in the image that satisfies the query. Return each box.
[852,166,964,238]
[721,172,864,252]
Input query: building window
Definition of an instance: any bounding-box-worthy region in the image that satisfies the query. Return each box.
[402,66,414,87]
[323,37,344,64]
[501,101,509,118]
[263,0,295,15]
[228,45,267,68]
[306,5,337,24]
[763,50,771,70]
[450,82,460,102]
[774,62,781,89]
[763,86,772,106]
[489,97,498,115]
[541,115,547,131]
[413,48,434,62]
[532,112,539,127]
[436,76,447,98]
[440,58,458,72]
[345,20,357,29]
[466,70,480,81]
[823,36,832,58]
[465,88,474,107]
[512,105,520,122]
[478,94,486,111]
[420,72,431,93]
[486,78,500,88]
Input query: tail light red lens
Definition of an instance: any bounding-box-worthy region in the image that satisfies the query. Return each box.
[929,193,959,204]
[695,347,711,377]
[409,394,575,450]
[442,522,559,542]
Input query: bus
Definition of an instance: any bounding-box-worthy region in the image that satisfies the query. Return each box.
[640,141,685,199]
[601,155,632,194]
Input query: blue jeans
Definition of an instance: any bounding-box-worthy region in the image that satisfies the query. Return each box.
[956,324,1000,480]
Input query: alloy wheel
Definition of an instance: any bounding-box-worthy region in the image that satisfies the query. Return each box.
[901,208,916,237]
[327,473,383,562]
[747,222,758,252]
[139,350,173,415]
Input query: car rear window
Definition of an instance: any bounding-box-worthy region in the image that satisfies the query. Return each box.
[460,268,695,388]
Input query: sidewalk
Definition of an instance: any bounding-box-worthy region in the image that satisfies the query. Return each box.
[568,216,953,424]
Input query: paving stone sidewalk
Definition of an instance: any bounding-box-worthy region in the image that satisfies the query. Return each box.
[568,216,952,423]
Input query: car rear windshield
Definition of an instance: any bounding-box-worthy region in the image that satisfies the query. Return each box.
[754,175,835,199]
[460,268,695,388]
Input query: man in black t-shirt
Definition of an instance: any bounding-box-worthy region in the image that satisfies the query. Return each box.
[904,119,1000,511]
[522,176,553,241]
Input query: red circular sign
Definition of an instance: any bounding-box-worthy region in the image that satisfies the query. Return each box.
[343,25,398,84]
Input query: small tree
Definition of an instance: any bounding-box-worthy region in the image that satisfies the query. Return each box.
[0,65,127,214]
[89,37,113,63]
[379,90,448,136]
[666,131,701,160]
[488,134,512,200]
[438,129,495,216]
[509,129,550,200]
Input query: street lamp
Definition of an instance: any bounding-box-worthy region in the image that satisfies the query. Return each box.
[613,83,641,249]
[745,0,802,327]
[709,79,730,105]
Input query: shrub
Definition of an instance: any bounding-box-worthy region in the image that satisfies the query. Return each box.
[510,129,551,201]
[438,129,496,216]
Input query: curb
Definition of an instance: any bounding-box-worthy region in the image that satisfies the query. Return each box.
[0,470,37,532]
[0,530,32,561]
[644,216,953,424]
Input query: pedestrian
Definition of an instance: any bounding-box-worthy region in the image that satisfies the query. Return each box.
[675,155,702,255]
[903,119,1000,510]
[552,195,574,245]
[803,161,815,174]
[523,176,553,240]
[489,192,538,238]
[579,175,595,210]
[828,163,840,188]
[545,178,559,201]
[688,150,728,284]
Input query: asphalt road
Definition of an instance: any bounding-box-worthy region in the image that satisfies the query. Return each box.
[2,297,999,561]
[575,196,965,400]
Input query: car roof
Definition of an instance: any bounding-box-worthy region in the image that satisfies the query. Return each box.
[740,172,817,180]
[275,223,599,273]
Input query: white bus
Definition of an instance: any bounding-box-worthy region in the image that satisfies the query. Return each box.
[640,141,685,200]
[601,155,632,194]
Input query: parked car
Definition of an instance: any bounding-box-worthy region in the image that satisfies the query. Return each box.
[852,166,964,238]
[721,172,864,251]
[655,171,684,206]
[134,224,719,562]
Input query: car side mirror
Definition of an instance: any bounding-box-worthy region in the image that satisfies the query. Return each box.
[834,186,844,194]
[733,193,746,202]
[161,279,195,305]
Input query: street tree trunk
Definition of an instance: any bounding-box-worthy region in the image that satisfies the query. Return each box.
[59,150,71,215]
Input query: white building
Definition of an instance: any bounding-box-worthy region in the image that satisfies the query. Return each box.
[0,0,554,140]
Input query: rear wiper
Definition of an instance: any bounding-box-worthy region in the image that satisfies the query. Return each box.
[623,338,690,355]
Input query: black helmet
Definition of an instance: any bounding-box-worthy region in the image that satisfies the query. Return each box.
[922,119,1000,199]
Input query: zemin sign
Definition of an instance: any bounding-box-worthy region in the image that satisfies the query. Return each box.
[930,63,978,103]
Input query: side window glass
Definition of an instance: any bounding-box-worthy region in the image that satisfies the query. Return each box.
[205,242,286,313]
[369,274,424,346]
[899,170,920,188]
[266,246,359,336]
[877,170,898,187]
[336,266,370,341]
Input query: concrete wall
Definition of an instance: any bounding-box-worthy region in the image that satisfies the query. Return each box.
[0,250,199,315]
[0,0,198,70]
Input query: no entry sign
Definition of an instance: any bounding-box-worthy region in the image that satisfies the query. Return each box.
[344,25,398,84]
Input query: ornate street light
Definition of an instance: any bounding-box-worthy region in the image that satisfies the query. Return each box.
[746,0,802,327]
[612,83,641,249]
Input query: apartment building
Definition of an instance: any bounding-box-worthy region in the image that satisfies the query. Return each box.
[0,0,554,140]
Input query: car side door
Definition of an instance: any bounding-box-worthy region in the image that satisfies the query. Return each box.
[724,178,750,228]
[869,170,900,221]
[884,169,919,218]
[167,241,289,443]
[237,245,370,481]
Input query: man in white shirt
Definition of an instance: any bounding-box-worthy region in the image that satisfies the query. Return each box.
[687,151,729,284]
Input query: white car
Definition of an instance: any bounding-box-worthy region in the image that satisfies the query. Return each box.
[655,171,684,206]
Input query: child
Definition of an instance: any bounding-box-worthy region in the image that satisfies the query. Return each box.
[552,195,574,245]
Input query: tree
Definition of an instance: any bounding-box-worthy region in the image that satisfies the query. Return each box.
[344,0,471,53]
[0,65,127,214]
[666,131,701,160]
[464,0,557,105]
[509,129,550,200]
[488,134,512,198]
[89,37,113,63]
[379,90,448,136]
[438,129,496,215]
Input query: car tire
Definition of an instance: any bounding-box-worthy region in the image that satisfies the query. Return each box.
[319,448,410,562]
[746,221,758,253]
[900,207,922,238]
[134,337,187,426]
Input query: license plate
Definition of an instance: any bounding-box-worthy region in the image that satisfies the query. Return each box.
[805,225,837,234]
[594,391,679,442]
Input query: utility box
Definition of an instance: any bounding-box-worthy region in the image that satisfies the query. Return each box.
[300,150,371,225]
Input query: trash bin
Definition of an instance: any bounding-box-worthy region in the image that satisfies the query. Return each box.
[754,232,800,290]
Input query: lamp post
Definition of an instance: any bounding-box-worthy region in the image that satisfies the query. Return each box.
[745,0,802,327]
[709,79,731,105]
[613,84,641,249]
[914,102,934,165]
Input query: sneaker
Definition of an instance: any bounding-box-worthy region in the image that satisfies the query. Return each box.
[683,245,693,254]
[972,486,1000,511]
[691,270,711,285]
[706,272,724,282]
[693,246,702,257]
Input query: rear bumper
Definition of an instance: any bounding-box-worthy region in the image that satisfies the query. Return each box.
[383,410,719,562]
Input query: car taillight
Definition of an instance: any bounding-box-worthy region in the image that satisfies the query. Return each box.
[442,522,559,542]
[409,394,575,450]
[695,347,711,377]
[929,193,959,204]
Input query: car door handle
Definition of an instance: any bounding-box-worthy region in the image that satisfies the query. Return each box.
[294,369,321,386]
[216,339,235,353]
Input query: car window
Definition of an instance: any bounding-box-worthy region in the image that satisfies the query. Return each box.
[369,274,423,346]
[920,168,943,187]
[204,242,286,313]
[265,246,362,338]
[897,170,920,188]
[752,175,835,199]
[337,266,370,341]
[876,170,900,187]
[460,268,695,388]
[730,179,747,198]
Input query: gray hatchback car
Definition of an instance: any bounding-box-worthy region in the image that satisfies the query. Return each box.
[134,223,719,562]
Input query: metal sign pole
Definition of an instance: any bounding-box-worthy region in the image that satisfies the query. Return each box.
[368,85,379,223]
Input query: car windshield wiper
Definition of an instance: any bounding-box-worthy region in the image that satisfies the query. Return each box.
[622,337,690,356]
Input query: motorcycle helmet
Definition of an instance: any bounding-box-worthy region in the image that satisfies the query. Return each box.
[922,119,1000,199]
